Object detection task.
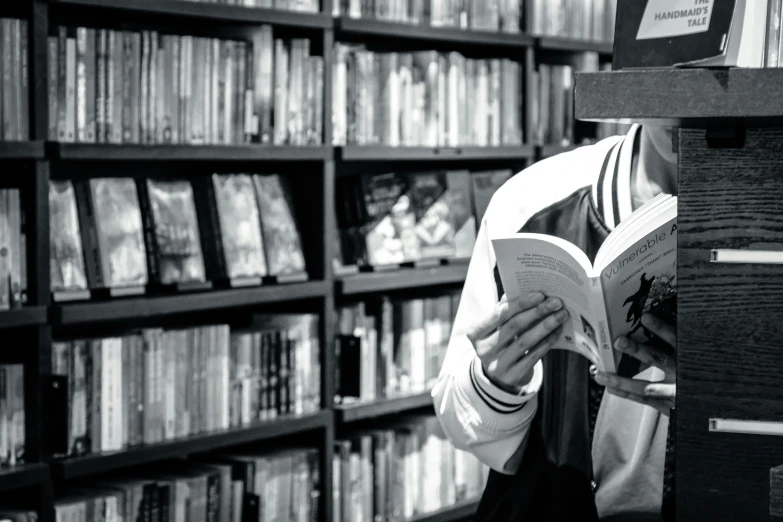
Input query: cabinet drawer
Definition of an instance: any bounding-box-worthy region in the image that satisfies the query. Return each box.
[677,128,783,521]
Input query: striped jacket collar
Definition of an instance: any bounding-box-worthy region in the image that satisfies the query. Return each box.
[591,124,641,231]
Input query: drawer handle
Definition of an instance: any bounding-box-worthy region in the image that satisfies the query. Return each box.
[711,249,783,264]
[710,418,783,436]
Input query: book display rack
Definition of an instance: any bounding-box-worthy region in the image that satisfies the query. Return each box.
[0,0,614,520]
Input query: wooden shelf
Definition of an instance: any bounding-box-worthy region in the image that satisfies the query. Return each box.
[52,281,328,325]
[338,263,468,295]
[338,145,534,161]
[53,411,332,480]
[0,464,49,492]
[0,141,45,159]
[337,16,534,48]
[48,143,332,161]
[336,392,434,423]
[576,68,783,126]
[0,307,47,330]
[408,500,480,522]
[538,36,613,55]
[50,0,330,28]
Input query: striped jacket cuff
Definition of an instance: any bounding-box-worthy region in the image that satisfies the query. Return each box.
[468,356,542,414]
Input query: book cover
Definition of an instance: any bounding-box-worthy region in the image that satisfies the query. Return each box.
[49,180,89,295]
[471,169,513,224]
[359,173,421,267]
[212,174,267,281]
[252,174,307,278]
[90,178,148,289]
[613,0,767,69]
[407,172,457,261]
[491,194,677,374]
[145,179,207,285]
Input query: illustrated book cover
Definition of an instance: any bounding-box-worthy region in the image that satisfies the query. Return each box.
[49,180,89,298]
[492,194,677,374]
[252,174,307,279]
[139,179,207,286]
[407,171,457,261]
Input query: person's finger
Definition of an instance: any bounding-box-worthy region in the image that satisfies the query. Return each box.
[468,292,547,341]
[644,382,676,399]
[594,372,649,396]
[509,308,569,355]
[512,324,564,364]
[495,296,564,348]
[641,314,676,348]
[613,336,676,374]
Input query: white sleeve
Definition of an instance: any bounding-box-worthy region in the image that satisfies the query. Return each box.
[431,212,544,475]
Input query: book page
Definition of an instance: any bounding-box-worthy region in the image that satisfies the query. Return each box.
[598,219,677,376]
[492,234,602,367]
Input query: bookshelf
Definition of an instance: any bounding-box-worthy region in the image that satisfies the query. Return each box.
[335,391,434,423]
[0,0,614,520]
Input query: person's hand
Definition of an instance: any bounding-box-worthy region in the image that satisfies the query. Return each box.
[467,292,569,394]
[594,313,676,416]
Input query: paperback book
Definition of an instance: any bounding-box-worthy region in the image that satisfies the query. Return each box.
[49,180,89,300]
[492,194,677,374]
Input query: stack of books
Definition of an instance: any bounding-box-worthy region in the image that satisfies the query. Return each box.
[55,449,320,520]
[47,26,323,146]
[335,414,488,521]
[0,19,29,142]
[335,0,523,32]
[332,46,524,148]
[51,315,320,456]
[335,292,459,403]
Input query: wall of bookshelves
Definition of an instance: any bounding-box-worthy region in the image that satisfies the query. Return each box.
[0,0,614,520]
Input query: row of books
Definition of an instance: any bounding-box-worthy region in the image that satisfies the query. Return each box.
[336,292,458,402]
[531,0,617,42]
[52,314,320,456]
[336,169,513,270]
[187,0,319,12]
[332,46,524,147]
[47,26,323,146]
[49,174,306,300]
[334,0,523,33]
[56,449,320,521]
[335,415,488,522]
[0,190,25,311]
[0,19,29,143]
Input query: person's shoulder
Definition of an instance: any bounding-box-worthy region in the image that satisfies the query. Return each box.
[484,136,624,237]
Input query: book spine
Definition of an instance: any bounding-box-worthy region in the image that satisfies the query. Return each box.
[73,180,104,289]
[96,29,106,143]
[591,275,616,373]
[135,180,159,285]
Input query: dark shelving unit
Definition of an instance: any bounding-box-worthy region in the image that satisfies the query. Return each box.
[0,1,614,519]
[338,145,535,162]
[52,281,329,325]
[0,464,50,493]
[49,143,333,162]
[575,68,783,126]
[336,392,434,423]
[338,264,468,296]
[408,500,480,522]
[539,143,584,158]
[50,0,331,28]
[337,16,534,48]
[0,307,48,330]
[0,142,46,160]
[53,411,332,480]
[537,35,613,55]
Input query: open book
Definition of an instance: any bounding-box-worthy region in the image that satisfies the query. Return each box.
[491,194,677,374]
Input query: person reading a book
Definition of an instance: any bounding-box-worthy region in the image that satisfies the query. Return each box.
[433,124,677,522]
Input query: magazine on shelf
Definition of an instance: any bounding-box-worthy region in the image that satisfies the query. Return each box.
[492,194,677,373]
